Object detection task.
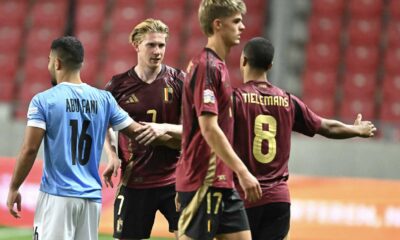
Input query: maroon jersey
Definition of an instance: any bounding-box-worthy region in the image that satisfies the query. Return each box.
[176,48,234,192]
[105,65,184,189]
[233,81,322,208]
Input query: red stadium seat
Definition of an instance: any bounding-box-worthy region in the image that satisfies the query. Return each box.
[379,99,400,123]
[0,77,16,102]
[306,42,341,71]
[76,30,102,56]
[384,46,400,74]
[105,30,136,60]
[81,55,99,86]
[183,37,207,64]
[312,0,346,17]
[110,5,147,33]
[303,69,337,96]
[75,1,106,31]
[345,45,379,72]
[30,1,68,28]
[151,0,187,9]
[101,56,133,86]
[114,0,148,8]
[246,0,267,13]
[15,81,51,119]
[187,13,203,37]
[23,53,51,83]
[308,15,342,43]
[0,26,23,53]
[387,21,400,47]
[382,74,400,101]
[349,0,383,18]
[339,95,375,121]
[25,27,62,55]
[302,94,335,118]
[189,0,202,11]
[147,8,185,35]
[0,0,28,26]
[342,70,376,98]
[347,18,381,46]
[389,0,400,20]
[242,14,265,40]
[18,81,51,104]
[0,52,18,78]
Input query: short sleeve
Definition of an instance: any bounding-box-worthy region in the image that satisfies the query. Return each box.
[291,95,322,136]
[192,62,219,117]
[27,94,46,130]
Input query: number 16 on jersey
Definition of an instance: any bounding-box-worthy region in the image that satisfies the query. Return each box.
[70,119,92,165]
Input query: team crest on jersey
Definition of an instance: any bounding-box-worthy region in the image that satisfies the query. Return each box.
[164,86,173,103]
[116,218,123,233]
[203,89,215,104]
[126,94,139,104]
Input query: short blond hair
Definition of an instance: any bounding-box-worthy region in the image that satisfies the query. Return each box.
[129,18,169,45]
[198,0,246,37]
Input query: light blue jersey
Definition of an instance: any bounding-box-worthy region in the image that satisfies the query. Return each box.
[27,82,133,203]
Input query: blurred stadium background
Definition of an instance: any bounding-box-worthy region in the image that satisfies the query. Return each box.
[0,0,399,239]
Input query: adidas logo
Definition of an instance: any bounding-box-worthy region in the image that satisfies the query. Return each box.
[126,94,139,104]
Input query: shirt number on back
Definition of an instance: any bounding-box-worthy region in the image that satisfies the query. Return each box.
[70,119,92,165]
[253,115,277,164]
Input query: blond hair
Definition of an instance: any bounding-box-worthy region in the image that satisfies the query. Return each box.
[129,18,169,44]
[198,0,246,37]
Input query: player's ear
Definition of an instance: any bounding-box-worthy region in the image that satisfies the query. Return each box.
[132,42,139,52]
[213,18,222,32]
[55,58,61,70]
[267,62,273,70]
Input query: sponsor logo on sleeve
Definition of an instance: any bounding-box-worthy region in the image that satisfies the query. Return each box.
[203,89,215,104]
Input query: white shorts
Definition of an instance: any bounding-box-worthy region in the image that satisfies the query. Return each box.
[33,191,101,240]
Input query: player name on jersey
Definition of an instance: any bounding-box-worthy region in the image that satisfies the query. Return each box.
[241,93,289,107]
[66,98,98,114]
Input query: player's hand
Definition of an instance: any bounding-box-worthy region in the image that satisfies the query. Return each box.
[102,157,120,188]
[7,189,22,218]
[354,113,377,138]
[135,122,167,145]
[236,170,262,203]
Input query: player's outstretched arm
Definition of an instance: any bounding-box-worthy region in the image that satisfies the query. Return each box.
[102,128,120,188]
[198,114,262,202]
[7,126,44,218]
[317,113,377,139]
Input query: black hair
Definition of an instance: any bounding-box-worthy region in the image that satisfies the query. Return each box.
[243,37,274,70]
[50,36,84,71]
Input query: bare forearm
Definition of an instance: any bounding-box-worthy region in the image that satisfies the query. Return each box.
[202,125,247,175]
[318,119,361,139]
[151,134,181,149]
[9,149,38,191]
[163,124,182,140]
[104,129,118,160]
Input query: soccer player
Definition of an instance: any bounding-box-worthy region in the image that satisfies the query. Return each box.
[175,1,261,240]
[5,36,150,240]
[232,37,377,240]
[102,18,184,240]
